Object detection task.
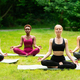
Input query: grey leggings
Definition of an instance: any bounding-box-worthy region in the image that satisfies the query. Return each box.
[41,55,76,69]
[73,51,80,59]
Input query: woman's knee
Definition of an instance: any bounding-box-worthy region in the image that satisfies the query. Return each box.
[31,48,40,56]
[73,52,80,59]
[71,63,76,69]
[41,60,45,65]
[13,48,19,52]
[35,48,40,52]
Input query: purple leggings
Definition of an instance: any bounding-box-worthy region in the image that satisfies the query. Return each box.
[13,47,40,56]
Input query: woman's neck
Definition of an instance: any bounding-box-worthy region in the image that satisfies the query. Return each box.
[56,35,61,39]
[26,33,30,37]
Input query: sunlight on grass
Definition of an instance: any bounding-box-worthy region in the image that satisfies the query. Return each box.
[0,29,80,80]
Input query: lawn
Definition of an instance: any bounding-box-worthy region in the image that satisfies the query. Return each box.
[0,29,80,80]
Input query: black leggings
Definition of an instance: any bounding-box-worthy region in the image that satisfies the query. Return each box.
[0,55,4,61]
[41,55,76,69]
[73,51,80,59]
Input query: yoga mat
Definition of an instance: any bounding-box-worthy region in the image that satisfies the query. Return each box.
[17,64,80,70]
[6,53,77,60]
[3,53,46,56]
[1,59,19,63]
[65,56,77,60]
[17,65,47,70]
[7,53,49,57]
[36,54,52,57]
[76,63,80,70]
[2,53,51,56]
[7,53,19,56]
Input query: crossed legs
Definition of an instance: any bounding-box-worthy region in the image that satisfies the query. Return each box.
[41,60,76,69]
[13,48,40,56]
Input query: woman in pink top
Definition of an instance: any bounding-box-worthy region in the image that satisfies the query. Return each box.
[10,24,41,56]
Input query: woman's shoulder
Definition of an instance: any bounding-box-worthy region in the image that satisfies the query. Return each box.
[30,35,35,38]
[63,38,67,40]
[21,35,27,40]
[21,35,25,38]
[50,38,54,40]
[49,38,54,43]
[63,38,68,43]
[77,36,80,39]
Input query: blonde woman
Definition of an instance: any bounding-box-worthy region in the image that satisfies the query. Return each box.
[38,24,78,69]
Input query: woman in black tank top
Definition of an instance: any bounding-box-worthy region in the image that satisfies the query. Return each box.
[38,24,78,69]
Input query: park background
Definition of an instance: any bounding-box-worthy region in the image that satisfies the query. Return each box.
[0,0,80,80]
[0,0,80,31]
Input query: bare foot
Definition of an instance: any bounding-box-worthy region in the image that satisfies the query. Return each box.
[47,66,58,68]
[19,54,28,56]
[52,66,58,68]
[59,62,63,65]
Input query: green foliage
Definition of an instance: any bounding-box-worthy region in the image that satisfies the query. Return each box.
[0,18,3,28]
[36,0,49,6]
[0,0,80,30]
[36,0,80,30]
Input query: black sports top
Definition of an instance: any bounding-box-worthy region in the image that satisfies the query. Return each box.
[52,38,65,51]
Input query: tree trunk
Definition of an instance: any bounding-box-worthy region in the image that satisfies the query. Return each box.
[0,5,12,19]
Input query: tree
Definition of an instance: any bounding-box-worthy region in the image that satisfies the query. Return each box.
[36,0,80,30]
[0,0,17,27]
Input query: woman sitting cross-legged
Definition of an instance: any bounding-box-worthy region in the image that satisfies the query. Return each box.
[10,24,42,56]
[38,24,78,69]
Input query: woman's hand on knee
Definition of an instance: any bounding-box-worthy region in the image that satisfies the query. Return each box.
[38,46,42,49]
[10,46,16,50]
[38,57,43,62]
[74,60,79,66]
[69,50,73,53]
[3,53,8,57]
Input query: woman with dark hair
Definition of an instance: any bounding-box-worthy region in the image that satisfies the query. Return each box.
[10,24,41,56]
[38,24,78,69]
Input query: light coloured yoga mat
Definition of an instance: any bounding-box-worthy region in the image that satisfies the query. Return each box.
[36,54,52,57]
[6,53,48,56]
[7,53,19,56]
[17,64,80,70]
[5,53,77,60]
[65,56,77,60]
[1,59,19,63]
[17,65,47,70]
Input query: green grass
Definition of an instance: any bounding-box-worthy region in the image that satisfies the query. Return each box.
[0,29,80,80]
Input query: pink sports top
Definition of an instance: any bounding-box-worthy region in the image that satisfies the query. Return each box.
[23,38,33,47]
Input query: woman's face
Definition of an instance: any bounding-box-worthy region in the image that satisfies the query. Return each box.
[55,25,63,35]
[25,27,31,33]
